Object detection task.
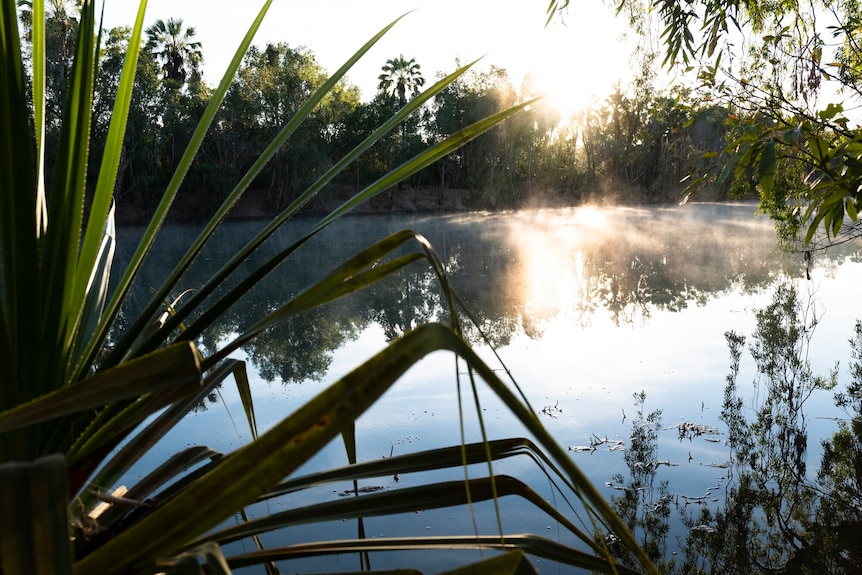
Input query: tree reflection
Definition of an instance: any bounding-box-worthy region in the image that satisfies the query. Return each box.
[676,282,862,574]
[599,282,862,574]
[245,306,363,384]
[361,263,446,343]
[606,391,676,574]
[112,207,855,390]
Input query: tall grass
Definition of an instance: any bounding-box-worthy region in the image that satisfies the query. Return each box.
[0,1,656,573]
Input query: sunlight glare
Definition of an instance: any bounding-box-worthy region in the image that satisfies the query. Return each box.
[571,205,609,229]
[508,211,588,320]
[518,4,635,121]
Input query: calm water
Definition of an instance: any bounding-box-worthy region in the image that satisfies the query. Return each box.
[115,202,862,572]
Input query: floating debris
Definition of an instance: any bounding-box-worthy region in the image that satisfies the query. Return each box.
[338,485,388,497]
[700,461,731,469]
[690,524,717,533]
[633,459,679,471]
[591,433,625,451]
[569,434,625,453]
[540,400,563,419]
[672,421,721,442]
[605,481,643,492]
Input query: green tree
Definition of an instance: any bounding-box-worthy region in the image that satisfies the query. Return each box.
[115,31,164,215]
[140,19,212,213]
[427,65,558,207]
[144,17,202,89]
[332,96,401,186]
[427,66,505,196]
[17,0,81,190]
[547,0,862,246]
[219,42,360,210]
[377,53,425,105]
[376,54,426,186]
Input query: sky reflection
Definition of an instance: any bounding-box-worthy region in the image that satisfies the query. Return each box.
[114,202,862,570]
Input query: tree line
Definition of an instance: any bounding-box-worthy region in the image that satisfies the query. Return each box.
[23,3,749,222]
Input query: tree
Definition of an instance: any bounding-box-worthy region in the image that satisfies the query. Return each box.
[144,17,202,89]
[377,53,425,105]
[219,42,360,210]
[17,0,81,187]
[428,65,551,205]
[90,26,167,216]
[140,19,212,211]
[546,0,862,247]
[375,54,426,188]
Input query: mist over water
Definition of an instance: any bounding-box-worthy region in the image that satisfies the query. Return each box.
[114,202,862,571]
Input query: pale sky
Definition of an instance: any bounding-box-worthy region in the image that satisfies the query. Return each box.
[99,0,635,114]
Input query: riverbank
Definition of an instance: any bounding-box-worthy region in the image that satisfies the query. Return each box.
[114,181,717,225]
[114,185,476,225]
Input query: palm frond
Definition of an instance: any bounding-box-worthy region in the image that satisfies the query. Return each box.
[0,455,72,575]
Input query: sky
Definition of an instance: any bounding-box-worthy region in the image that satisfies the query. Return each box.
[99,0,636,115]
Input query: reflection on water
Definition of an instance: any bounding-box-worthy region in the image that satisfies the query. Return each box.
[115,202,862,572]
[499,204,795,329]
[118,202,811,386]
[610,283,862,574]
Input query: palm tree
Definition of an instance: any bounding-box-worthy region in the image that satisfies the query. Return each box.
[377,53,425,105]
[377,54,427,185]
[16,0,74,29]
[145,17,203,88]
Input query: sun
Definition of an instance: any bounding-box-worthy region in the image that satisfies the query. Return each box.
[507,1,636,121]
[534,71,605,122]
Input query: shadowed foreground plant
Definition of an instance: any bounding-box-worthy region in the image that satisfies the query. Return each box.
[0,1,656,573]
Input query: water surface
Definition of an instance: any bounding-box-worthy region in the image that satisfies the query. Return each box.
[115,202,862,571]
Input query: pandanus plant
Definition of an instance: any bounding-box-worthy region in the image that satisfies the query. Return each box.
[0,0,657,573]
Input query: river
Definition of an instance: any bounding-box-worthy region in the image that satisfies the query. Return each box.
[114,201,862,572]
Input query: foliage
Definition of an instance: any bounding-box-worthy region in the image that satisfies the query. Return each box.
[19,1,742,218]
[145,17,202,88]
[219,42,361,211]
[378,53,425,105]
[547,0,862,246]
[423,65,560,206]
[0,1,657,573]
